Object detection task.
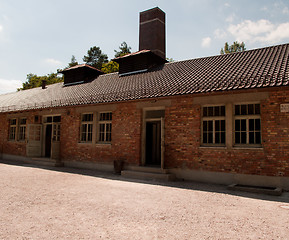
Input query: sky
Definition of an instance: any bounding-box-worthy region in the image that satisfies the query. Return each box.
[0,0,289,94]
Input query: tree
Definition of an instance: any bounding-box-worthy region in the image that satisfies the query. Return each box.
[18,73,63,91]
[101,61,119,74]
[101,42,133,73]
[114,41,132,58]
[83,46,108,70]
[68,55,78,68]
[220,41,246,54]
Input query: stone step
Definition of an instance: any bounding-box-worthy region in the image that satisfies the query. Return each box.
[27,158,63,167]
[228,184,282,196]
[129,166,169,174]
[121,169,175,182]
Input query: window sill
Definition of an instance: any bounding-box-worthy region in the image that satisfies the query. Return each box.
[232,145,263,150]
[199,145,227,150]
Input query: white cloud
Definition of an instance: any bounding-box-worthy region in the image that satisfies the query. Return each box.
[227,19,289,44]
[0,25,3,32]
[225,14,236,23]
[201,37,211,48]
[283,7,289,15]
[224,3,230,7]
[0,79,22,94]
[45,58,62,65]
[214,29,227,39]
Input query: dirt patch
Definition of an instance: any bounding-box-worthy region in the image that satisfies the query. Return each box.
[0,163,288,239]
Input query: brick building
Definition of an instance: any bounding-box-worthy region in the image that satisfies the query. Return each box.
[0,7,289,190]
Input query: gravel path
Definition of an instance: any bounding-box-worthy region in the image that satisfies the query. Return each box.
[0,162,288,240]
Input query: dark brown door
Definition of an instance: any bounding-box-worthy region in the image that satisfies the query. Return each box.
[146,121,161,166]
[45,125,52,157]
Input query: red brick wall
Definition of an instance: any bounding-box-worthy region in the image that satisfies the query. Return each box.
[59,102,142,165]
[0,88,289,177]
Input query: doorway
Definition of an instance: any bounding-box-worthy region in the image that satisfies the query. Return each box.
[45,124,52,157]
[145,121,161,166]
[143,109,165,168]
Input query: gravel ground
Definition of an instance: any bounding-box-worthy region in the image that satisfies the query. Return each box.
[0,162,289,240]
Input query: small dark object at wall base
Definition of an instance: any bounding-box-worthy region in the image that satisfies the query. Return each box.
[114,160,124,174]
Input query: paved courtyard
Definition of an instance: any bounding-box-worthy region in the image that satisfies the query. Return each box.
[0,162,288,240]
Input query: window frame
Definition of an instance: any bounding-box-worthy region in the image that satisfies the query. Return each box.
[80,113,94,143]
[234,103,262,147]
[18,118,27,141]
[97,112,112,144]
[9,118,17,141]
[201,105,226,146]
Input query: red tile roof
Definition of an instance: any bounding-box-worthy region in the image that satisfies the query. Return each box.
[0,43,288,112]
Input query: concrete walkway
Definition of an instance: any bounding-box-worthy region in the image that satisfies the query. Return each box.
[0,162,288,239]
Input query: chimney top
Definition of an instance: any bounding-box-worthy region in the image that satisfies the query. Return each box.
[139,7,166,60]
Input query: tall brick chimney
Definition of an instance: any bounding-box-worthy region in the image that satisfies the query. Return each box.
[139,7,166,60]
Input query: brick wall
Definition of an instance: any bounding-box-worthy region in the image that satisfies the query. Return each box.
[0,88,289,177]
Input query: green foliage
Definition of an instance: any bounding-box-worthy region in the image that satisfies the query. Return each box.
[114,41,132,58]
[101,61,119,74]
[220,41,246,54]
[68,55,78,68]
[83,46,108,69]
[18,73,64,91]
[166,57,174,62]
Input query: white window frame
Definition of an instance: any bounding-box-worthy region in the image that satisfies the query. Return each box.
[201,105,226,146]
[18,118,27,141]
[80,113,94,143]
[234,103,261,147]
[9,118,17,141]
[97,112,112,143]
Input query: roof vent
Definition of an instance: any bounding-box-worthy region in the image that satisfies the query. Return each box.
[60,64,103,86]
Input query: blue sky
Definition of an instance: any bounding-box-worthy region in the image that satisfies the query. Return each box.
[0,0,289,94]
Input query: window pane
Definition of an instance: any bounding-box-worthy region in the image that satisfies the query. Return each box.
[208,107,214,116]
[214,107,220,116]
[221,132,225,144]
[203,121,207,131]
[208,121,213,131]
[249,132,255,144]
[249,119,254,131]
[241,132,247,144]
[255,132,261,144]
[220,106,225,116]
[221,120,225,131]
[248,104,254,114]
[235,105,240,115]
[53,116,61,122]
[241,119,246,131]
[241,105,247,115]
[235,132,240,144]
[215,132,220,143]
[255,119,261,131]
[215,120,220,131]
[208,133,213,143]
[255,104,260,114]
[235,120,240,131]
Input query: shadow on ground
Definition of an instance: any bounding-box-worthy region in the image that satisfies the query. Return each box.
[1,159,288,204]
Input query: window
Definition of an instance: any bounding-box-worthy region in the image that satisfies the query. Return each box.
[9,119,17,141]
[98,112,112,143]
[18,118,27,141]
[80,113,93,142]
[234,104,261,145]
[202,106,225,145]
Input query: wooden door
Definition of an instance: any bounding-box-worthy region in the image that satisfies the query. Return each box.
[51,123,60,160]
[26,124,42,157]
